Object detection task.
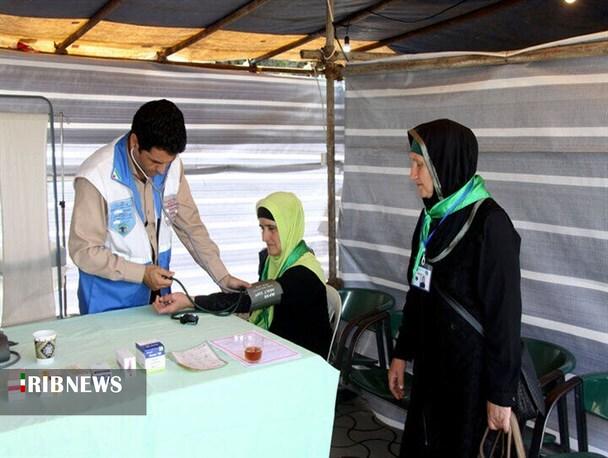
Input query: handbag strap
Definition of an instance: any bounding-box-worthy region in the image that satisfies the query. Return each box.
[428,198,486,263]
[429,198,487,335]
[435,284,485,337]
[478,413,525,458]
[509,413,526,458]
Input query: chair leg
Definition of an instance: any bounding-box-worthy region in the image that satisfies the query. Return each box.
[529,414,549,458]
[574,383,588,452]
[375,322,387,369]
[557,395,571,452]
[383,318,393,362]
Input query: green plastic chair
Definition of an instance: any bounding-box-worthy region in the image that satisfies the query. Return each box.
[330,288,395,379]
[529,372,608,458]
[339,288,395,319]
[345,310,411,410]
[522,337,577,452]
[582,373,608,421]
[525,337,576,379]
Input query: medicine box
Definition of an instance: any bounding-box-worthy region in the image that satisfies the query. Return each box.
[135,340,166,373]
[135,340,165,358]
[116,348,136,370]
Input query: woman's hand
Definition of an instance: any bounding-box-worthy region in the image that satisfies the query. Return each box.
[153,292,191,314]
[388,358,407,400]
[487,401,511,432]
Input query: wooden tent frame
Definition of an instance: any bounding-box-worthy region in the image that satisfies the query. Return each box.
[41,0,608,284]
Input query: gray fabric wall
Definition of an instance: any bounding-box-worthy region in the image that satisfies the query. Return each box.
[0,50,344,316]
[341,56,608,452]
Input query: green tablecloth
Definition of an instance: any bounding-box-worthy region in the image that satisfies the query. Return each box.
[0,306,339,458]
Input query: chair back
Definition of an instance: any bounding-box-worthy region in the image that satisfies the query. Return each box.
[339,288,395,322]
[329,288,395,371]
[389,310,403,341]
[326,284,342,330]
[582,372,608,421]
[523,337,576,377]
[325,284,342,361]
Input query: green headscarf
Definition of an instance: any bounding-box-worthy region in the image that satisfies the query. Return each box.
[411,175,491,275]
[249,192,325,329]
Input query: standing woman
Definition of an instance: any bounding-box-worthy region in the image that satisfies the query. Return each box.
[388,119,522,457]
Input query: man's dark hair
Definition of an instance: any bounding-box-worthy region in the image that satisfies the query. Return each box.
[131,99,187,155]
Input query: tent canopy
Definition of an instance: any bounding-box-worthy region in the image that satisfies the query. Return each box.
[0,0,605,66]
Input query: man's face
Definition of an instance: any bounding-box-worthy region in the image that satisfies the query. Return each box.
[259,217,281,257]
[133,146,175,178]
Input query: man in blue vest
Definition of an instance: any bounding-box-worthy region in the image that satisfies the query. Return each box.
[69,99,249,314]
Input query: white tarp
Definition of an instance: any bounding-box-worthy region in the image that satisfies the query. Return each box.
[0,112,55,326]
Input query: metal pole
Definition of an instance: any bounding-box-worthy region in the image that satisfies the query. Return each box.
[325,0,337,284]
[59,112,67,318]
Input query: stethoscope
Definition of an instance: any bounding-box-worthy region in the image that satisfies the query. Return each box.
[129,145,171,227]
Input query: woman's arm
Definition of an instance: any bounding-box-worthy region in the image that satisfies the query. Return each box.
[478,208,522,408]
[393,211,425,361]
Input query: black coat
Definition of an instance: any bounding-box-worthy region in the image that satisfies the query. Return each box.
[258,249,332,358]
[394,198,522,458]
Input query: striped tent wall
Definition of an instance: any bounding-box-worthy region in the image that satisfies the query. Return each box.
[0,50,344,316]
[341,56,608,451]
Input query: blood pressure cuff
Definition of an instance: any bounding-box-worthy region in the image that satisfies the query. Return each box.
[245,280,283,311]
[193,280,283,313]
[194,292,251,313]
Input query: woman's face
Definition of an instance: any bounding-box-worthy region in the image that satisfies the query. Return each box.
[259,217,281,256]
[409,153,434,199]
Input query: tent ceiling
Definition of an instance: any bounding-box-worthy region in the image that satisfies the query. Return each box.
[0,0,605,66]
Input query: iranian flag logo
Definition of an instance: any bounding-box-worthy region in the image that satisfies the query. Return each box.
[7,373,26,401]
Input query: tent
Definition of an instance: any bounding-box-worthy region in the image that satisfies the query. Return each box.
[0,0,606,65]
[0,0,606,453]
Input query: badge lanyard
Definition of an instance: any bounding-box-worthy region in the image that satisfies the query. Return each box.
[413,180,475,292]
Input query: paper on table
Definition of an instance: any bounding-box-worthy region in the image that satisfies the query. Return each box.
[172,342,227,371]
[211,331,300,367]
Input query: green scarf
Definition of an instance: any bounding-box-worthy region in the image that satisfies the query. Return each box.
[250,192,325,330]
[412,174,491,276]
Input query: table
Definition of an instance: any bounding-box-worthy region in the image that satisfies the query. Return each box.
[0,306,339,458]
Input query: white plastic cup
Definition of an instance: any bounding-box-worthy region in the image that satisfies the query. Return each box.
[33,330,57,365]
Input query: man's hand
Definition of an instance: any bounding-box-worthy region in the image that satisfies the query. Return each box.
[487,401,511,432]
[388,358,407,400]
[219,274,251,292]
[153,292,191,314]
[143,265,173,290]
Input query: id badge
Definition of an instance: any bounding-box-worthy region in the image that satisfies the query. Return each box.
[162,194,178,223]
[413,263,433,292]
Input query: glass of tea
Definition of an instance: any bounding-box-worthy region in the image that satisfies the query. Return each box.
[243,333,264,363]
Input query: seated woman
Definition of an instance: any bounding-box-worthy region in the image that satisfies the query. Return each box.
[153,191,332,358]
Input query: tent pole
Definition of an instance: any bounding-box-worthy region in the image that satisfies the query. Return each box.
[325,0,337,284]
